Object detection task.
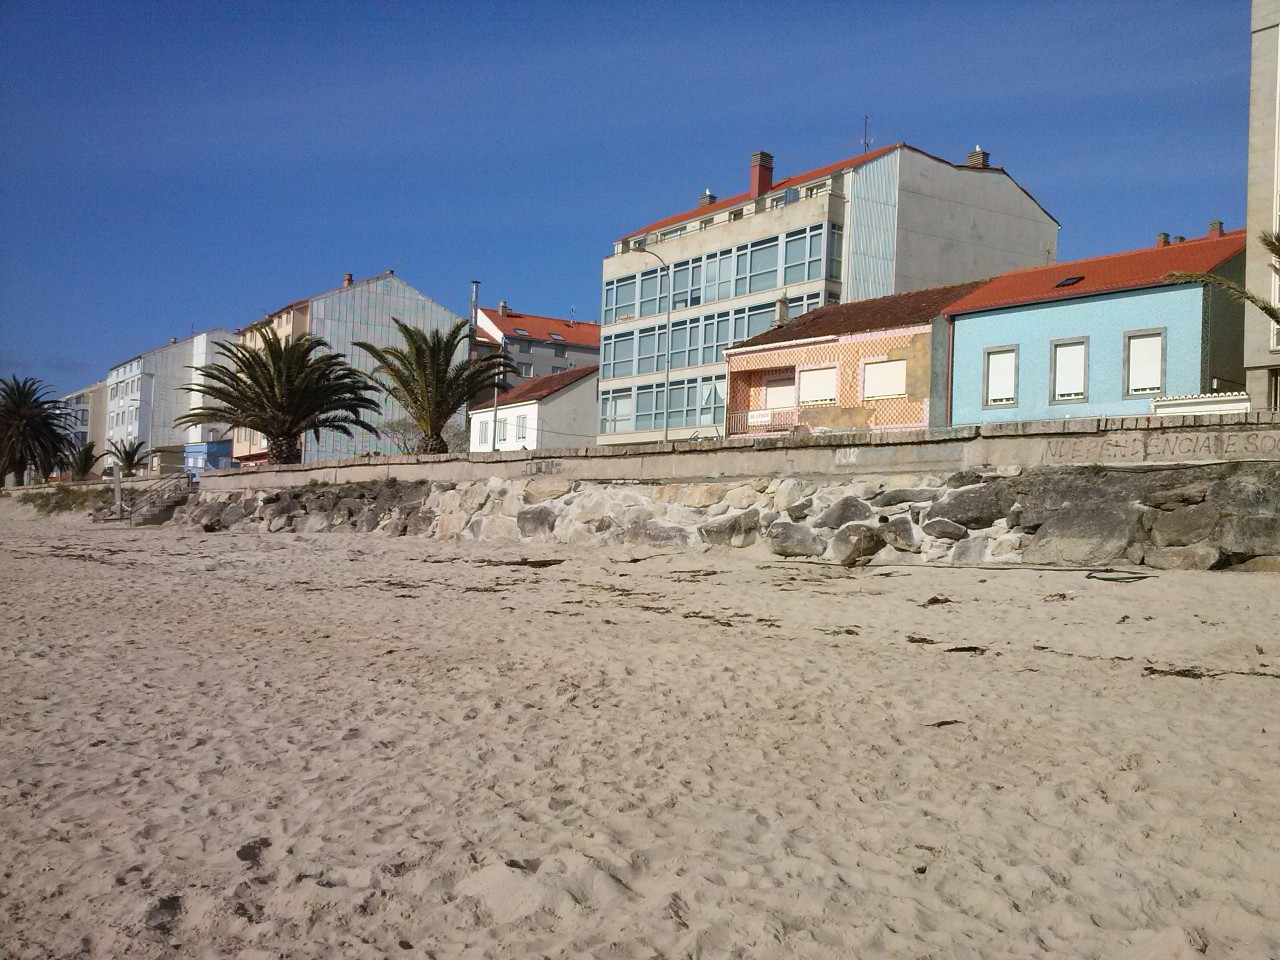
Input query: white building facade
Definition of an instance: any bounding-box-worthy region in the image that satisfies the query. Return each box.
[105,328,235,466]
[469,367,598,452]
[596,144,1059,444]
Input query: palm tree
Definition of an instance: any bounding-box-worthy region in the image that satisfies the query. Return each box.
[1169,230,1280,322]
[107,438,148,477]
[355,318,516,454]
[176,328,381,465]
[0,376,72,486]
[65,439,105,481]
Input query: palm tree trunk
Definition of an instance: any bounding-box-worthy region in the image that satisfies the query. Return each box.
[10,455,27,487]
[419,434,448,455]
[267,435,302,464]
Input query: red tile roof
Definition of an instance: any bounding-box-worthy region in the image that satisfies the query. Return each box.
[729,280,988,352]
[619,143,1057,242]
[944,230,1246,315]
[479,365,598,410]
[481,308,601,348]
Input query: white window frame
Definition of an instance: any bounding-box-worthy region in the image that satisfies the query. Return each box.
[496,418,507,442]
[862,359,907,401]
[764,375,796,410]
[477,420,489,446]
[983,345,1019,408]
[515,414,528,440]
[1123,328,1166,398]
[1049,337,1089,404]
[798,366,838,406]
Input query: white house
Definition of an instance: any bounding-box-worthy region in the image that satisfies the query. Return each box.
[469,366,598,452]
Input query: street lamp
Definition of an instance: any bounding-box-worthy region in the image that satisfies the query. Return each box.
[632,247,674,442]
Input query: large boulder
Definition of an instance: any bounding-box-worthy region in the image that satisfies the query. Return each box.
[676,483,727,508]
[921,517,967,541]
[1143,544,1221,571]
[772,478,808,514]
[724,485,761,510]
[879,515,922,553]
[1150,503,1218,548]
[950,534,990,566]
[523,476,574,504]
[765,521,827,558]
[624,519,692,547]
[872,487,942,507]
[926,484,1016,530]
[814,496,873,529]
[825,523,885,567]
[698,509,760,548]
[1021,505,1142,566]
[1215,515,1280,560]
[517,505,559,539]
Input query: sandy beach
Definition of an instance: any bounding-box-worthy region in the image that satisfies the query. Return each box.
[1,500,1278,959]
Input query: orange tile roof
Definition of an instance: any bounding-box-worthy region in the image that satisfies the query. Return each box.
[730,280,988,352]
[944,230,1246,315]
[473,365,598,411]
[619,143,1057,242]
[481,308,601,348]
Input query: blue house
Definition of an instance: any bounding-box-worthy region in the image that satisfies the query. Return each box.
[940,225,1246,426]
[183,439,233,478]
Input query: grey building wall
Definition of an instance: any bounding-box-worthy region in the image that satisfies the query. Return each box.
[506,338,598,382]
[307,274,463,461]
[1245,0,1280,405]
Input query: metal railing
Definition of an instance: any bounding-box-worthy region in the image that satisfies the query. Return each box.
[726,407,800,436]
[102,472,196,524]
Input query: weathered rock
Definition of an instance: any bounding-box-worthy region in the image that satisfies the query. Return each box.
[765,521,827,558]
[220,502,246,527]
[1143,544,1221,571]
[354,506,385,534]
[825,523,885,567]
[926,484,1016,530]
[1150,503,1218,548]
[921,517,967,541]
[523,476,574,504]
[698,509,759,548]
[878,515,922,553]
[868,543,926,566]
[990,533,1027,558]
[724,485,760,510]
[624,519,691,547]
[472,515,519,541]
[296,512,330,534]
[434,512,471,540]
[267,514,291,533]
[1215,514,1280,559]
[676,483,727,509]
[1021,506,1142,566]
[950,535,990,566]
[516,505,559,539]
[872,487,941,507]
[814,496,873,529]
[1228,555,1280,572]
[405,508,437,537]
[705,501,730,517]
[784,497,813,522]
[772,478,807,514]
[1142,483,1209,510]
[945,470,984,489]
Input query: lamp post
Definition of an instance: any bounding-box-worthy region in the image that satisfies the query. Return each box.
[633,247,674,442]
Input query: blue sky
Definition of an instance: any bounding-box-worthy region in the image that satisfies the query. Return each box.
[0,0,1251,394]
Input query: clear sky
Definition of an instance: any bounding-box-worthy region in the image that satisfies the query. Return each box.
[0,0,1251,395]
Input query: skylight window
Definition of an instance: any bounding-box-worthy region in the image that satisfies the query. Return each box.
[550,333,564,341]
[514,328,530,335]
[1055,276,1084,288]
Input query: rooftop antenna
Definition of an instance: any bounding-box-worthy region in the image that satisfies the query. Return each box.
[861,115,873,154]
[570,305,576,321]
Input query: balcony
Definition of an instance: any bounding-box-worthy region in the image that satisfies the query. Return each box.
[726,407,800,436]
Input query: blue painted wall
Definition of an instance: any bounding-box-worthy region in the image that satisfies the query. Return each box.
[949,285,1205,425]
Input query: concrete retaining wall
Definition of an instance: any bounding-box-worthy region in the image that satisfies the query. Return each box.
[197,412,1280,493]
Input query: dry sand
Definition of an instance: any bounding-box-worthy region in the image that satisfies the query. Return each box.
[1,499,1278,959]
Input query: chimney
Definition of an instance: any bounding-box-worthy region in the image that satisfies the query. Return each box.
[1208,219,1224,238]
[498,300,509,317]
[1172,236,1186,244]
[1156,232,1169,247]
[698,189,717,207]
[342,273,353,287]
[774,295,789,327]
[750,151,774,198]
[966,145,990,168]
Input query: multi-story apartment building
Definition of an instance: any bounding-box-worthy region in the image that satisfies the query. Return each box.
[105,328,235,470]
[232,270,461,465]
[475,303,600,381]
[58,380,108,450]
[596,143,1059,444]
[1246,0,1280,409]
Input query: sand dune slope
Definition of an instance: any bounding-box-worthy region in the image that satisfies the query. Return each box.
[1,506,1278,958]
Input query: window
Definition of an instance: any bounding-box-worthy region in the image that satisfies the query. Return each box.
[1051,338,1088,402]
[478,420,489,446]
[514,328,530,335]
[984,347,1018,407]
[1124,330,1165,396]
[550,333,564,341]
[599,389,634,433]
[729,209,743,221]
[602,332,635,378]
[636,327,665,374]
[553,345,567,358]
[671,260,703,310]
[783,225,823,284]
[1055,276,1084,288]
[863,360,906,400]
[552,366,567,374]
[635,384,666,431]
[660,226,686,241]
[638,268,668,318]
[703,250,733,303]
[496,419,507,441]
[603,277,636,324]
[517,362,533,377]
[764,376,795,409]
[515,415,528,440]
[827,223,843,281]
[799,366,839,405]
[736,238,778,296]
[517,340,533,354]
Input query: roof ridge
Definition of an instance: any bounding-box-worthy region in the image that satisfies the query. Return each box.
[989,229,1246,280]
